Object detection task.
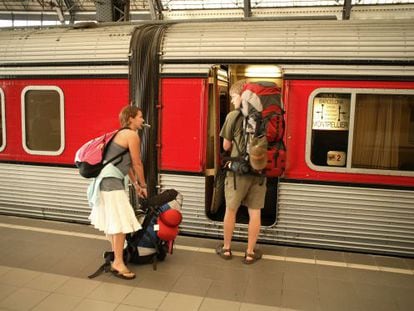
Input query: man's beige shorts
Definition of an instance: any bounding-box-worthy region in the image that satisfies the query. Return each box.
[224,172,266,210]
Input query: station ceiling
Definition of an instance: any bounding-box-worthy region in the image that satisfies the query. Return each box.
[0,0,413,26]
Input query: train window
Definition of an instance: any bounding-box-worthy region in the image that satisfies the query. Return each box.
[21,86,65,155]
[352,94,414,171]
[0,88,5,152]
[310,93,350,167]
[308,90,414,175]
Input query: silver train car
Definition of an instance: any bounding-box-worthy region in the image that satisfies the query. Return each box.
[0,17,413,256]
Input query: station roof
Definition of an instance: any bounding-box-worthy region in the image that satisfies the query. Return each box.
[0,0,413,27]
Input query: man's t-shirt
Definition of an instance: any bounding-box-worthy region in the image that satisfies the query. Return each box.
[219,110,245,158]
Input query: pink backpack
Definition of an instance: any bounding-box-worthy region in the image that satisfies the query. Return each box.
[74,129,127,178]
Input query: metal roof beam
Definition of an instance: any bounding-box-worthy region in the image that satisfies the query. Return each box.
[113,0,130,22]
[95,0,130,22]
[148,0,163,20]
[244,0,251,18]
[342,0,352,20]
[47,0,65,23]
[35,1,45,9]
[63,0,78,24]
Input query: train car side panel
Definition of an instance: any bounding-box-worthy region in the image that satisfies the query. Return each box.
[159,78,208,172]
[0,78,129,165]
[284,79,414,187]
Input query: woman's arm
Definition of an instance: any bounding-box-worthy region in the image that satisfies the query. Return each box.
[126,131,147,198]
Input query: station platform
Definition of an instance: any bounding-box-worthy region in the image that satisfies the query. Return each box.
[0,214,413,311]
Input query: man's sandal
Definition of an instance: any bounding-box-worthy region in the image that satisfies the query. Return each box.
[242,249,263,265]
[215,244,232,260]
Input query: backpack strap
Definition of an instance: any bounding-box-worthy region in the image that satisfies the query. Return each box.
[256,112,273,137]
[229,114,249,190]
[229,111,248,160]
[102,127,131,168]
[144,229,162,271]
[102,149,128,167]
[87,253,112,279]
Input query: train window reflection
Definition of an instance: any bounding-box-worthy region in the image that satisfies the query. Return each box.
[352,94,414,171]
[0,88,4,152]
[22,87,65,155]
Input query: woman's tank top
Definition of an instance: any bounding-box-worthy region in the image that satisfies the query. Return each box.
[100,141,131,191]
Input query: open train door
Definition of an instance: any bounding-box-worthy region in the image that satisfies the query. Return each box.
[207,65,281,226]
[205,66,229,220]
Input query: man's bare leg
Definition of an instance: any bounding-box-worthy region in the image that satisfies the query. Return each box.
[222,207,237,256]
[246,208,261,259]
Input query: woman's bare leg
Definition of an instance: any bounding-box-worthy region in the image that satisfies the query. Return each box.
[111,233,130,273]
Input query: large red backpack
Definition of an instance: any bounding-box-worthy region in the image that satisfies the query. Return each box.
[240,81,286,177]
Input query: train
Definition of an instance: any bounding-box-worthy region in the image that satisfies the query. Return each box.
[0,17,413,257]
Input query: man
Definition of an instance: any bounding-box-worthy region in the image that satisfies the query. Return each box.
[216,79,267,264]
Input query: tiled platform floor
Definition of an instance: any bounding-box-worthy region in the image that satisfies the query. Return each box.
[0,214,413,311]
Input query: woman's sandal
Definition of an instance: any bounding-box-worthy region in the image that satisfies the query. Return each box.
[242,249,263,265]
[215,244,232,260]
[110,266,136,280]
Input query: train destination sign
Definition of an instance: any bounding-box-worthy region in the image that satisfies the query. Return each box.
[312,97,350,130]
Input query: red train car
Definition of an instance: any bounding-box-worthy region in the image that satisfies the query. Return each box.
[0,18,413,256]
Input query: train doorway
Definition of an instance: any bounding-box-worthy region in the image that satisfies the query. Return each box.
[205,64,283,227]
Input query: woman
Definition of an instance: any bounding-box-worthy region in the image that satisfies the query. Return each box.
[88,105,147,280]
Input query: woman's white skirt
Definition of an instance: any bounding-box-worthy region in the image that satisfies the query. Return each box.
[89,190,141,235]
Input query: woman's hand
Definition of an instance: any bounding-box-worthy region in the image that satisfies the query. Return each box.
[134,182,147,198]
[138,187,147,198]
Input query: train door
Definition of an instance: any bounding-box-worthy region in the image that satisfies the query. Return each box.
[205,66,229,221]
[206,64,282,226]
